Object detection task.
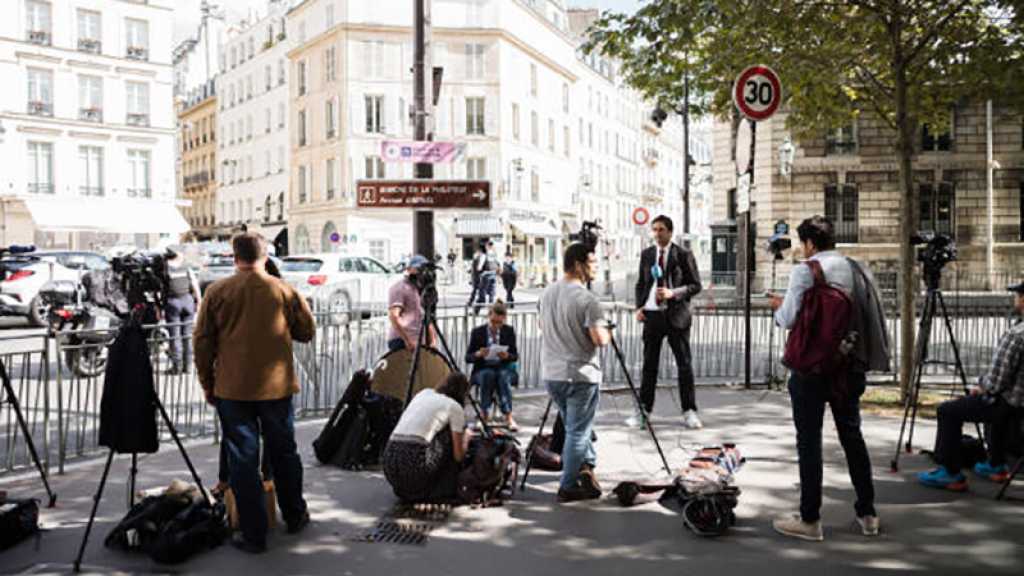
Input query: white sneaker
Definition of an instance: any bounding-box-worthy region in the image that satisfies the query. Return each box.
[772,515,824,542]
[683,410,703,429]
[856,515,880,536]
[625,411,646,429]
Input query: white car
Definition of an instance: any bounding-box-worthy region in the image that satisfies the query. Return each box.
[0,251,110,326]
[280,253,401,323]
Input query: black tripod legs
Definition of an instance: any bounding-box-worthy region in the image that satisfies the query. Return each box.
[74,449,115,573]
[2,364,57,507]
[609,334,672,477]
[520,396,554,491]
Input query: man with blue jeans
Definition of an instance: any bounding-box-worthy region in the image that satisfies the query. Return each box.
[540,242,610,502]
[768,216,889,541]
[194,233,316,553]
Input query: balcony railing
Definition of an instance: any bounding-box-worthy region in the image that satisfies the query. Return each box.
[126,187,152,198]
[78,38,101,54]
[27,30,51,46]
[126,113,150,127]
[126,46,149,61]
[79,108,103,123]
[79,186,104,197]
[28,101,53,117]
[27,183,54,194]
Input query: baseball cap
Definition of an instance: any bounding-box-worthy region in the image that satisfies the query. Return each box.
[407,255,429,270]
[1008,282,1024,295]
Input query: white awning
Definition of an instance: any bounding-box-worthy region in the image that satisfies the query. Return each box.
[455,214,503,238]
[22,196,189,235]
[509,218,560,238]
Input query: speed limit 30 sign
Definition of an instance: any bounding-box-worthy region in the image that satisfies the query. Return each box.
[733,65,782,121]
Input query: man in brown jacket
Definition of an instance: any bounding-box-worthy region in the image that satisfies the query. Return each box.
[194,233,315,553]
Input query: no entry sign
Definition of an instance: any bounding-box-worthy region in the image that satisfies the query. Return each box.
[632,207,650,226]
[733,65,782,121]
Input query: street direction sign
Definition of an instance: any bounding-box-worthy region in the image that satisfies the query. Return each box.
[733,65,782,121]
[381,140,465,164]
[356,180,491,209]
[737,172,751,214]
[632,207,650,226]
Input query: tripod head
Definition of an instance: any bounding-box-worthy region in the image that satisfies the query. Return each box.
[911,232,956,291]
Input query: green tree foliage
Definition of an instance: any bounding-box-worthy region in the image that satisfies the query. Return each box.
[586,0,1022,394]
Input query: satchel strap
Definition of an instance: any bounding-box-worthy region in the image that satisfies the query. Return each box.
[805,259,826,287]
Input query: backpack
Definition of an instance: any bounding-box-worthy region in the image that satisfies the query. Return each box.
[0,497,39,551]
[782,260,854,376]
[148,500,227,564]
[105,494,192,551]
[457,435,521,506]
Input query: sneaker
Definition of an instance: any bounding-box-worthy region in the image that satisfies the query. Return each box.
[772,515,824,542]
[973,461,1009,482]
[286,511,310,535]
[230,533,267,554]
[856,515,880,537]
[917,467,968,491]
[683,410,703,429]
[625,411,646,429]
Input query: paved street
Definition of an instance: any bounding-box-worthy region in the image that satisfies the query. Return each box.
[1,388,1021,575]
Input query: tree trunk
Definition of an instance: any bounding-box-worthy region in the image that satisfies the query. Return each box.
[894,44,917,399]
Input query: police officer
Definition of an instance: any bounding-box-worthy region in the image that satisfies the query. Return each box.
[164,248,200,375]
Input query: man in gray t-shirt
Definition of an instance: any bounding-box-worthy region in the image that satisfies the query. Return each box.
[540,243,610,503]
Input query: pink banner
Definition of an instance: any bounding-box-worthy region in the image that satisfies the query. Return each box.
[381,140,465,164]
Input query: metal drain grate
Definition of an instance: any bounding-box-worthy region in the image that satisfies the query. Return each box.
[349,520,437,545]
[390,502,452,521]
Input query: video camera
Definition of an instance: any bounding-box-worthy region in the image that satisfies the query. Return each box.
[910,232,956,289]
[110,252,169,310]
[569,220,602,250]
[412,256,444,310]
[766,233,791,260]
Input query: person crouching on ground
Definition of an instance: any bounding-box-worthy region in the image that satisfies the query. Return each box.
[540,242,611,503]
[466,301,519,431]
[193,232,315,553]
[383,373,473,503]
[918,282,1024,491]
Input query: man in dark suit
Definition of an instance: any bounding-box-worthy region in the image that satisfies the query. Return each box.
[465,301,519,430]
[634,215,703,429]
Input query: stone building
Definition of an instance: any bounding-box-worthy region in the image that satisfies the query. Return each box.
[178,83,220,239]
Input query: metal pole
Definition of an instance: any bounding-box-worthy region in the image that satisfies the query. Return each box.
[412,0,435,259]
[986,100,994,290]
[744,121,757,389]
[682,74,690,246]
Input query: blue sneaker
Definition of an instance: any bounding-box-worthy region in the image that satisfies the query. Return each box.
[973,461,1009,482]
[918,467,968,491]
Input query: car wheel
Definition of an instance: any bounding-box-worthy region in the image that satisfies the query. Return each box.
[28,295,49,327]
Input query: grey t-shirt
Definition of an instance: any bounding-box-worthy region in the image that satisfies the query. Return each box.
[539,280,606,383]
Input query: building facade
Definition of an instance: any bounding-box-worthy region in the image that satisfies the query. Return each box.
[179,84,219,239]
[215,1,295,251]
[0,0,185,250]
[710,104,1024,290]
[282,0,692,282]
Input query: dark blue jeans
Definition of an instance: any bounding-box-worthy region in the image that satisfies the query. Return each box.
[546,380,599,491]
[217,396,307,546]
[473,366,516,415]
[788,371,875,523]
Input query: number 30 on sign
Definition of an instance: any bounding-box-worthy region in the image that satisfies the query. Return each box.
[733,65,782,122]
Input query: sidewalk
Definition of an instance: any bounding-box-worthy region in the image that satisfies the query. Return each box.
[1,388,1021,575]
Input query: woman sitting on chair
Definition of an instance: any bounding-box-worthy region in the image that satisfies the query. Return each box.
[383,373,472,502]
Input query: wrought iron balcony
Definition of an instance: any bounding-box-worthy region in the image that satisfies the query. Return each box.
[27,183,54,194]
[28,101,53,117]
[79,108,103,123]
[79,186,104,197]
[27,30,51,46]
[127,188,152,198]
[78,38,101,54]
[126,113,150,127]
[126,46,149,61]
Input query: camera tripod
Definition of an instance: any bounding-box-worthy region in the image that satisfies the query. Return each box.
[74,312,210,572]
[0,359,57,507]
[890,280,982,472]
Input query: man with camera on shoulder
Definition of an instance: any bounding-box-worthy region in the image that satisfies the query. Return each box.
[918,282,1024,491]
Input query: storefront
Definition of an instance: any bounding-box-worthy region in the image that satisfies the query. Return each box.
[507,211,561,287]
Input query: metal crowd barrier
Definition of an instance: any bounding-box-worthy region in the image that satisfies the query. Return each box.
[0,301,1014,476]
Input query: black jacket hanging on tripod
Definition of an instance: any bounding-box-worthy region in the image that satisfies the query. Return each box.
[99,320,158,454]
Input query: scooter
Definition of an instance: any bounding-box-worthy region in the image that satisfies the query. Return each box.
[38,280,120,378]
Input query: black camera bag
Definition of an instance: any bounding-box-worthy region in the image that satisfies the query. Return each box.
[0,497,39,551]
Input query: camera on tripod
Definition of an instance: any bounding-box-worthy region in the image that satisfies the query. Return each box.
[411,256,443,310]
[910,232,956,289]
[569,220,602,249]
[110,252,169,310]
[766,233,791,261]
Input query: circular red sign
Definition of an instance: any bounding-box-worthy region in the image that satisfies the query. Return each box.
[632,207,650,226]
[733,65,782,121]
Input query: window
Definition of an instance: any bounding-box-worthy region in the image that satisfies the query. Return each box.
[325,99,337,138]
[77,9,101,53]
[126,81,150,126]
[278,59,286,85]
[298,110,307,146]
[298,165,308,203]
[362,41,388,78]
[824,184,859,243]
[727,188,737,220]
[231,47,237,69]
[278,102,285,128]
[125,18,149,60]
[920,182,955,236]
[265,65,272,91]
[826,123,857,155]
[548,119,555,152]
[529,63,537,97]
[264,150,272,175]
[27,68,53,116]
[246,76,253,100]
[564,126,570,157]
[922,123,952,152]
[366,95,385,133]
[248,38,254,60]
[326,2,335,26]
[26,1,51,45]
[27,142,53,194]
[278,146,284,173]
[229,84,236,107]
[246,115,253,140]
[465,44,485,80]
[78,75,103,122]
[324,46,337,83]
[78,146,104,196]
[562,83,569,113]
[466,97,485,135]
[467,157,486,179]
[297,61,307,96]
[512,103,520,141]
[265,108,272,133]
[530,170,539,202]
[364,156,385,179]
[326,158,336,200]
[126,150,151,197]
[530,111,538,146]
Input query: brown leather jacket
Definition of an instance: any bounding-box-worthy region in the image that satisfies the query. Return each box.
[193,269,315,401]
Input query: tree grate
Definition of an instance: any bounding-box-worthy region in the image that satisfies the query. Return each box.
[348,520,437,546]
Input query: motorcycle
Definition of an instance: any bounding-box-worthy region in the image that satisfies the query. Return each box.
[38,280,120,378]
